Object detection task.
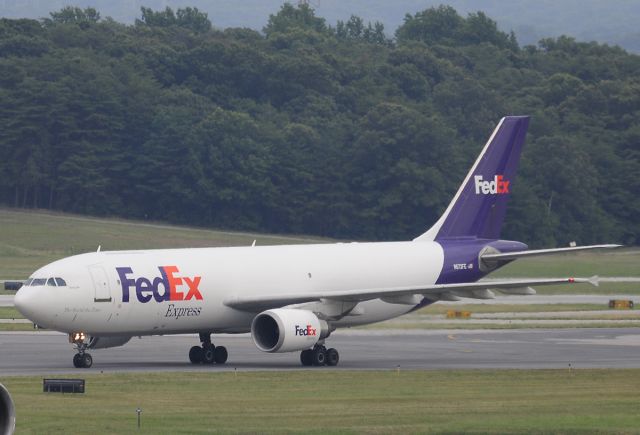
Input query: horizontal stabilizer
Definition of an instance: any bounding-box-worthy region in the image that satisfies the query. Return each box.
[481,244,622,262]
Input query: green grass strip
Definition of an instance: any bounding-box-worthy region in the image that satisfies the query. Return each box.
[2,370,640,434]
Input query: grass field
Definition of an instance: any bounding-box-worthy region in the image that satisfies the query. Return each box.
[420,303,611,314]
[0,208,326,281]
[0,323,35,331]
[492,249,640,278]
[0,307,22,318]
[532,282,640,295]
[2,370,640,434]
[363,320,640,330]
[1,208,638,282]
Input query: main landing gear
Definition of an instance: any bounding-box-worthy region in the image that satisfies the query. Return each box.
[300,344,339,367]
[189,332,228,365]
[70,332,93,368]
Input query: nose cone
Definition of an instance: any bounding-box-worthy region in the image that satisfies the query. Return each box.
[13,287,28,316]
[14,286,46,324]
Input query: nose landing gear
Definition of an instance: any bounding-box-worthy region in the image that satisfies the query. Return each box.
[189,332,228,365]
[72,352,93,368]
[70,332,93,368]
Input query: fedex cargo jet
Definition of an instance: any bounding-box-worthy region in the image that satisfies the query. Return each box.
[14,116,619,368]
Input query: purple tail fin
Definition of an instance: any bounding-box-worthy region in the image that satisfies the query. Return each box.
[415,116,530,241]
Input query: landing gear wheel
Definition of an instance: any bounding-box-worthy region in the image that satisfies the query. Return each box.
[312,346,326,366]
[191,333,229,365]
[300,349,313,366]
[202,344,215,364]
[189,346,204,364]
[81,353,93,368]
[214,346,228,364]
[73,353,83,368]
[326,348,339,366]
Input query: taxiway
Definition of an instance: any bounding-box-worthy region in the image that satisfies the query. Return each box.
[1,328,638,375]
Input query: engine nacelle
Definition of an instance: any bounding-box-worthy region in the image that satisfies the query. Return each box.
[0,383,15,435]
[251,309,330,353]
[87,336,132,349]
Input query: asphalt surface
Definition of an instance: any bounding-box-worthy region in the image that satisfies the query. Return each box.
[1,328,639,375]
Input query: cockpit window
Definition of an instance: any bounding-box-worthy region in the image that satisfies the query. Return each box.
[25,277,67,286]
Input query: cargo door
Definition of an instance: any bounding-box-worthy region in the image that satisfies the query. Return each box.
[89,265,112,302]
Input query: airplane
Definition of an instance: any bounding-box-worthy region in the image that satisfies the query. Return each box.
[14,116,620,368]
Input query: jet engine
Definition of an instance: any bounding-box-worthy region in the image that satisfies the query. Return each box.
[251,308,330,353]
[0,383,15,435]
[87,335,132,349]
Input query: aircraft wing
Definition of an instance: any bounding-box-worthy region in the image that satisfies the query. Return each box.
[480,244,622,261]
[223,276,597,312]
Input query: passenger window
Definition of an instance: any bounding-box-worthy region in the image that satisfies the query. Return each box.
[55,278,67,286]
[31,278,46,286]
[47,278,57,286]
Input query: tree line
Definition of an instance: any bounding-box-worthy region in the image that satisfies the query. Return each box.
[0,4,638,246]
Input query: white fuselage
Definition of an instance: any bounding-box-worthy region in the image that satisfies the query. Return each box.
[15,241,444,336]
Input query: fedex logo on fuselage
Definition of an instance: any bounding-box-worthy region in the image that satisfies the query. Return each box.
[116,266,203,303]
[474,175,510,195]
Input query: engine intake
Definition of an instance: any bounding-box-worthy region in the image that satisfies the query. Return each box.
[251,309,330,353]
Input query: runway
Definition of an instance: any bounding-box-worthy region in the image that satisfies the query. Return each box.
[1,328,639,375]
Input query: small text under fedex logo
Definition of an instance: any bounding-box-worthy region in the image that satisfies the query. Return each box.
[295,324,317,336]
[474,174,510,195]
[116,266,203,303]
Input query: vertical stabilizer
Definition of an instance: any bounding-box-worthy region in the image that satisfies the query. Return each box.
[414,116,529,241]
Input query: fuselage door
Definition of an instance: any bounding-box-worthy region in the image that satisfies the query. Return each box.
[89,265,112,302]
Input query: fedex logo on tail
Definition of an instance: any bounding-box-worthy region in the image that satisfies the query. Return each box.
[117,266,203,303]
[474,175,510,195]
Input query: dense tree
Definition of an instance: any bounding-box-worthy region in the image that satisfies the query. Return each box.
[44,6,100,28]
[264,3,327,37]
[137,6,211,33]
[0,5,638,246]
[336,16,389,46]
